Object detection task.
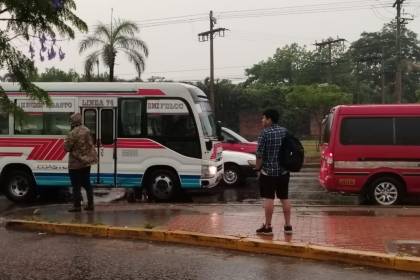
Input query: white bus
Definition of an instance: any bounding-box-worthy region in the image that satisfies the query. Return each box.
[0,82,223,202]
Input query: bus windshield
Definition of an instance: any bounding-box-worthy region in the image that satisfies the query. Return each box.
[197,101,217,138]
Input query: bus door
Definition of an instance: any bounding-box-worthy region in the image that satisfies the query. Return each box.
[81,99,117,187]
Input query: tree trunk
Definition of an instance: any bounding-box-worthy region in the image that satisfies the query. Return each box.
[109,64,114,82]
[109,53,116,82]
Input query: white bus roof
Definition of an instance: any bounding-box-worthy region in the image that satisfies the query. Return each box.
[0,82,200,94]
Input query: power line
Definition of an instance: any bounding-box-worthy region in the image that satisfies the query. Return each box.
[81,1,397,31]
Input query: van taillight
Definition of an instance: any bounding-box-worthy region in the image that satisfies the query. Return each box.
[326,152,334,165]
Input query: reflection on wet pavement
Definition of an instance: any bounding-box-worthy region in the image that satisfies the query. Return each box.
[387,240,420,257]
[5,206,206,228]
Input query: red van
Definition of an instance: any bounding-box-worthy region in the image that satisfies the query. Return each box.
[319,104,420,206]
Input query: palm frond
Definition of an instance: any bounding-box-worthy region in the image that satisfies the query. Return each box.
[112,20,139,38]
[94,24,112,41]
[115,37,149,57]
[79,36,105,53]
[84,51,101,78]
[123,49,146,78]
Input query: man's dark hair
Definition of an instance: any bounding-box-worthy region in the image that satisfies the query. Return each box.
[263,109,279,124]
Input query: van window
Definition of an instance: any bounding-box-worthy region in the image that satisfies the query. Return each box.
[119,99,142,138]
[395,117,420,145]
[321,113,332,144]
[0,111,8,134]
[340,117,393,145]
[14,112,71,135]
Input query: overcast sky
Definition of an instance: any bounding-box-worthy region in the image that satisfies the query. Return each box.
[13,0,420,82]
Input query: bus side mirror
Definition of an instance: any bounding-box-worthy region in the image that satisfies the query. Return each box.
[206,140,212,151]
[216,121,223,141]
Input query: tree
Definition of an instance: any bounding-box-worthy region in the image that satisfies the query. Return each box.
[349,22,420,103]
[286,84,351,134]
[196,78,242,130]
[244,43,321,86]
[0,0,87,110]
[34,67,80,82]
[79,19,149,82]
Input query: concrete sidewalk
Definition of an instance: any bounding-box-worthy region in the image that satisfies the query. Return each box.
[3,203,420,272]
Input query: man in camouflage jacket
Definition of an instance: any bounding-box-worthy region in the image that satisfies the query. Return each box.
[64,112,98,212]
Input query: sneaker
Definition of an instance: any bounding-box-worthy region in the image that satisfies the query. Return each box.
[68,207,81,213]
[256,224,273,235]
[84,205,94,212]
[284,225,293,235]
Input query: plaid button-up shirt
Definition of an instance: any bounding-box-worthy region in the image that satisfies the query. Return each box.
[256,124,288,176]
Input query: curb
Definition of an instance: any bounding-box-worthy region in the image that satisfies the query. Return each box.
[5,219,420,273]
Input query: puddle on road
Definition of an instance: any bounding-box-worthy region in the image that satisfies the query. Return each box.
[387,240,420,257]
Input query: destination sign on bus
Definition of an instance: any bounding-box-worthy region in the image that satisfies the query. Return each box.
[147,99,188,114]
[16,98,75,112]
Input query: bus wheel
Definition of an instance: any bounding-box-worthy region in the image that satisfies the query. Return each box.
[146,169,179,202]
[369,177,404,206]
[4,170,36,203]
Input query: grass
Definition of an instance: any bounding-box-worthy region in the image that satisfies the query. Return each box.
[301,140,320,160]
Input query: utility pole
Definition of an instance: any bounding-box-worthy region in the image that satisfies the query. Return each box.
[198,11,228,111]
[315,38,345,84]
[393,0,413,103]
[381,47,386,104]
[393,0,404,103]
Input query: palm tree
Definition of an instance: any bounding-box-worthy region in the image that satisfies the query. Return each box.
[79,19,149,81]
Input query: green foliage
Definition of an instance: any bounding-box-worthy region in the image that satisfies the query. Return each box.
[79,19,149,82]
[34,67,80,82]
[286,84,351,114]
[195,78,242,130]
[0,0,87,112]
[349,22,420,103]
[284,84,351,135]
[245,43,320,86]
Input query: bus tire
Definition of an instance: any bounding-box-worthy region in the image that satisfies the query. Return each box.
[146,169,179,202]
[369,176,404,206]
[4,170,37,203]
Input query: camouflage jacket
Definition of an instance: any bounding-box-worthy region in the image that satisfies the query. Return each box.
[64,125,98,170]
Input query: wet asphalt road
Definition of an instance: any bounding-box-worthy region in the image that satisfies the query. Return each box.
[0,228,416,280]
[191,166,360,205]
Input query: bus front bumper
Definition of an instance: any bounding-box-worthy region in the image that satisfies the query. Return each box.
[201,167,223,188]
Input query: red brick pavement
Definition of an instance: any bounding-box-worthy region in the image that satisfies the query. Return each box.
[166,213,420,253]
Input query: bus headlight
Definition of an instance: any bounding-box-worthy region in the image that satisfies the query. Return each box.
[202,165,217,178]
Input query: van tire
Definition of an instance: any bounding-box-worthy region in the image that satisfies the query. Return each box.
[146,169,179,202]
[222,164,242,187]
[368,177,404,206]
[4,170,36,203]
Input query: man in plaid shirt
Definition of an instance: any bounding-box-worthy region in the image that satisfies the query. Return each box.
[255,109,292,235]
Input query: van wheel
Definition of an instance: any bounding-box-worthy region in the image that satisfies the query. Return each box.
[4,170,36,203]
[369,177,404,206]
[223,164,242,187]
[146,169,179,202]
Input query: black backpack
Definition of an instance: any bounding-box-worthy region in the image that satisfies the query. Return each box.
[279,132,304,172]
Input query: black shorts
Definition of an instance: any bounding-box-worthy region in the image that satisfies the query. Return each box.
[259,173,290,199]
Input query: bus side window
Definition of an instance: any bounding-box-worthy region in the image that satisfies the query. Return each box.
[84,109,97,144]
[0,112,8,134]
[119,99,142,138]
[14,112,71,135]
